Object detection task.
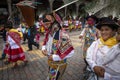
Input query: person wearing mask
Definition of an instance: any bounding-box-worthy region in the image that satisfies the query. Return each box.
[42,13,74,80]
[79,15,100,70]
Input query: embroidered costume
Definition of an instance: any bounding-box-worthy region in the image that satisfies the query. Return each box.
[4,29,26,62]
[42,30,74,80]
[80,25,100,58]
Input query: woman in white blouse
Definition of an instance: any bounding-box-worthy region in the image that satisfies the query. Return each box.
[86,17,120,80]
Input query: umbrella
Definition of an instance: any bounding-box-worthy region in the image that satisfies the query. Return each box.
[16,1,41,27]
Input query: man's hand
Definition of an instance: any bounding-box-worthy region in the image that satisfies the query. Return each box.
[93,66,105,77]
[42,50,48,56]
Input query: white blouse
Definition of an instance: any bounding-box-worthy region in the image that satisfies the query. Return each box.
[86,39,120,80]
[103,43,120,76]
[8,35,20,49]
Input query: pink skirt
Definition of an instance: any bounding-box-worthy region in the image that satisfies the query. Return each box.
[4,46,25,62]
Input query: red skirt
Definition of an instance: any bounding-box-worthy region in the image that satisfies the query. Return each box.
[4,46,25,62]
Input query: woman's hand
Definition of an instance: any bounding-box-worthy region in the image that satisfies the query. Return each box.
[42,50,48,56]
[91,33,95,37]
[48,55,53,61]
[93,66,105,77]
[79,35,83,39]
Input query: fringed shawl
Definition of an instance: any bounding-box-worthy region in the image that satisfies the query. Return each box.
[43,30,74,59]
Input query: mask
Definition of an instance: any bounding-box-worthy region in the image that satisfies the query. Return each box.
[87,20,94,25]
[87,18,95,25]
[52,24,59,32]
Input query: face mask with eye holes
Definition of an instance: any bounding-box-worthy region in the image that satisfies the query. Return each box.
[52,24,59,32]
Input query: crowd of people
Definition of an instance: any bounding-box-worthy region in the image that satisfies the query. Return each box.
[0,12,120,80]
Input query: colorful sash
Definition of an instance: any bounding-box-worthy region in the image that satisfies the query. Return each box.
[52,30,74,59]
[48,59,67,80]
[8,32,21,46]
[43,30,74,59]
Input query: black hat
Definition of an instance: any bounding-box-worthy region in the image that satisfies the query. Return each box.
[96,17,120,30]
[86,15,98,22]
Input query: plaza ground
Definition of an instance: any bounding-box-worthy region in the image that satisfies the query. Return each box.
[0,31,85,80]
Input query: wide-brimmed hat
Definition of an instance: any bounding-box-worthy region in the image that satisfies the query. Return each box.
[96,17,120,30]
